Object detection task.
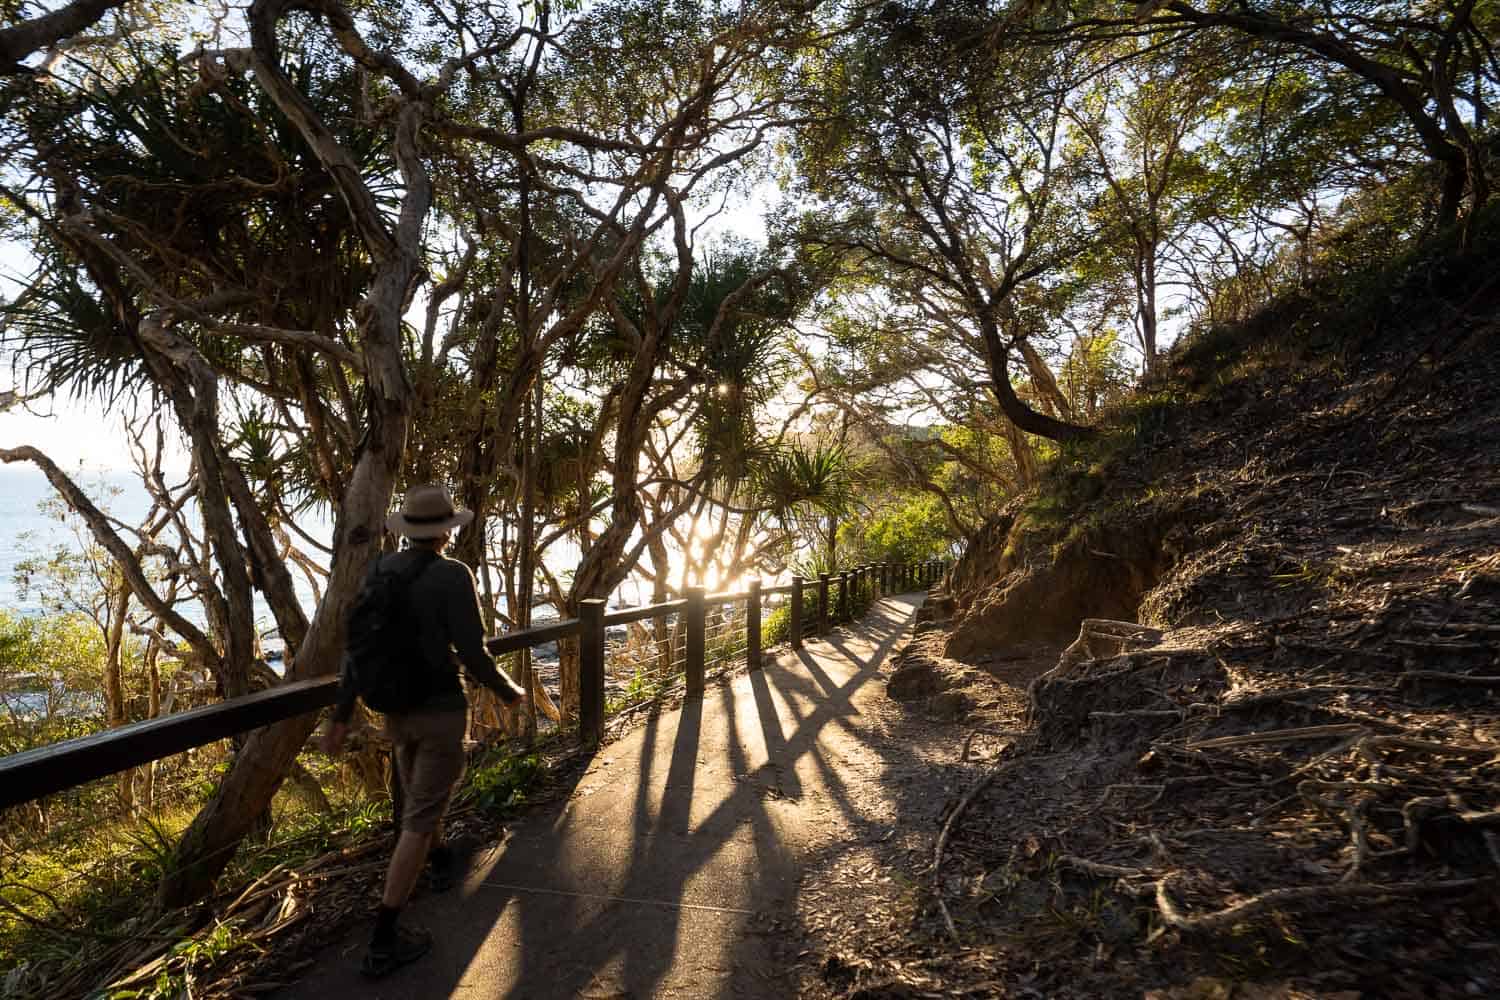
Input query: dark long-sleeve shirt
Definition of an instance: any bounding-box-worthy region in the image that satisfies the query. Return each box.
[333,548,524,723]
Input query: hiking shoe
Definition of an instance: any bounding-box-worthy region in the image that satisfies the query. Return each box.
[361,925,433,978]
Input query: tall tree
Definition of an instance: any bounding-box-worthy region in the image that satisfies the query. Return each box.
[791,6,1097,441]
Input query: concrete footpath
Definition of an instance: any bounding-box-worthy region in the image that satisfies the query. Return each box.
[282,593,923,1000]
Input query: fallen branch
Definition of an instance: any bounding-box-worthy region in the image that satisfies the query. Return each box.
[1401,671,1500,687]
[1056,855,1148,879]
[1356,735,1498,759]
[1153,874,1485,937]
[1090,709,1186,720]
[932,764,1002,942]
[1460,809,1500,826]
[1218,685,1392,713]
[1269,734,1364,787]
[1400,795,1451,854]
[1391,639,1493,652]
[1274,637,1400,663]
[1187,723,1367,750]
[1412,619,1500,635]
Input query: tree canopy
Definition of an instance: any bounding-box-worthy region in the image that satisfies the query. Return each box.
[0,0,1491,907]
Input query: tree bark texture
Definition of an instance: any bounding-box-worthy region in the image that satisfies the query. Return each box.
[156,0,429,907]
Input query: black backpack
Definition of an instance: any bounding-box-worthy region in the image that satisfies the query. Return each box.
[345,549,439,713]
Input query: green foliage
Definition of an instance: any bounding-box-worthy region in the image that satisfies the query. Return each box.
[753,440,860,523]
[1059,330,1132,419]
[848,493,952,565]
[0,610,108,754]
[608,665,676,713]
[762,604,791,646]
[1,38,388,407]
[464,751,543,817]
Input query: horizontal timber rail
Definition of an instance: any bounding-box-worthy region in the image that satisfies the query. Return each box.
[0,677,340,809]
[486,617,580,654]
[0,560,949,812]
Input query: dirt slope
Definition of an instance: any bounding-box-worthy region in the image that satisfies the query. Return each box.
[792,233,1500,998]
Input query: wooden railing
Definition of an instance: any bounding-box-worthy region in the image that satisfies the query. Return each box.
[0,560,949,811]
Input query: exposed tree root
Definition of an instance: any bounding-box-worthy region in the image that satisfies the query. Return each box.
[1152,873,1487,938]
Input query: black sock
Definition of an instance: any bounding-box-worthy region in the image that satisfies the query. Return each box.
[373,904,401,947]
[428,843,454,870]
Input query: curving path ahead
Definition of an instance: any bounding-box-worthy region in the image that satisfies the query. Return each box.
[281,593,923,1000]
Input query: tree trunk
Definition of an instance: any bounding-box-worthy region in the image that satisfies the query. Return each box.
[156,8,430,904]
[142,637,161,809]
[647,526,675,678]
[979,315,1093,441]
[1140,250,1159,372]
[1018,339,1075,420]
[1004,419,1038,487]
[103,570,133,811]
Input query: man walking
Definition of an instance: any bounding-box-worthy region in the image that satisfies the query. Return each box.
[322,484,526,977]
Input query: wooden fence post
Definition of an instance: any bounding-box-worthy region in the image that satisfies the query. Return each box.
[817,573,830,633]
[839,571,851,622]
[685,586,706,698]
[747,578,762,670]
[791,575,804,650]
[579,598,607,744]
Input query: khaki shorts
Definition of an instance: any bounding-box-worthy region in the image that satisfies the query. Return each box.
[385,708,466,834]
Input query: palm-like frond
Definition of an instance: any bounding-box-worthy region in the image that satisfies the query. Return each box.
[0,260,147,404]
[751,440,860,522]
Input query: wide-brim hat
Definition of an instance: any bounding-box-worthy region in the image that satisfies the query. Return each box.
[386,484,475,539]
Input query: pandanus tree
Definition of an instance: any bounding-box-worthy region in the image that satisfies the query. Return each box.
[659,241,814,586]
[2,4,433,904]
[753,439,861,572]
[0,0,828,905]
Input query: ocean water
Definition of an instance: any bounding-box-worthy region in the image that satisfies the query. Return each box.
[0,464,331,643]
[0,464,158,616]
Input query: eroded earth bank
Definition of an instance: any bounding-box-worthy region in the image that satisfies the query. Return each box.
[788,239,1500,1000]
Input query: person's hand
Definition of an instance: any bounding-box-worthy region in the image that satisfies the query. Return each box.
[320,720,348,756]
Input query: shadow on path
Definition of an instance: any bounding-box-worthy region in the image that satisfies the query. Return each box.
[279,594,922,1000]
